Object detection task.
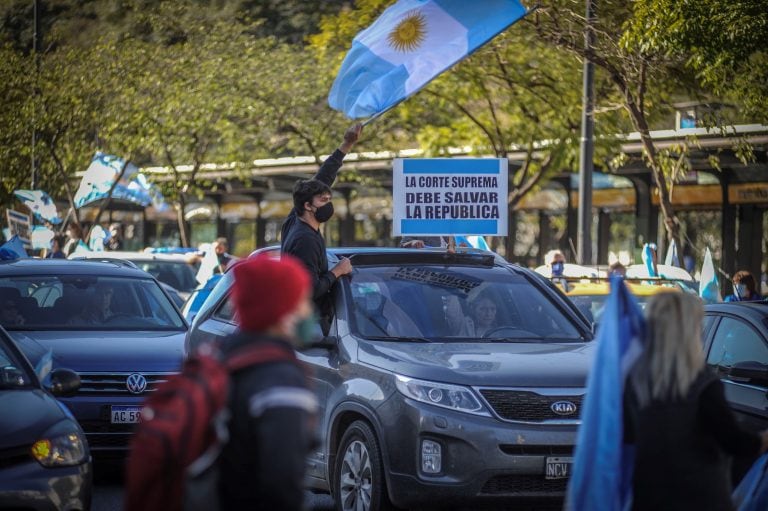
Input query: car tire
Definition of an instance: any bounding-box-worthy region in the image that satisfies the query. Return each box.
[334,420,396,511]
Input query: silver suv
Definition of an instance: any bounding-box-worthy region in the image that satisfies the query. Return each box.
[187,248,593,510]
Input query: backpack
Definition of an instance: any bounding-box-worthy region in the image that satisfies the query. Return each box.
[124,342,298,511]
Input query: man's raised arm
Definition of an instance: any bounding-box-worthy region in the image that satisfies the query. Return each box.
[313,123,363,186]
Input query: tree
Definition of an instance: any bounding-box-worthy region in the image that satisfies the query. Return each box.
[0,41,107,230]
[625,0,768,124]
[532,0,708,251]
[309,1,624,257]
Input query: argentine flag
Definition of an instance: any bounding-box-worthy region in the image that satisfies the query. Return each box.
[699,247,721,303]
[329,0,527,119]
[566,277,645,511]
[14,189,62,225]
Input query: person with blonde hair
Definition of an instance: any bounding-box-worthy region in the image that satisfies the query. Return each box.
[624,292,768,510]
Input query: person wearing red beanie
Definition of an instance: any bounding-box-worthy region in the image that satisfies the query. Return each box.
[232,254,312,333]
[218,254,319,511]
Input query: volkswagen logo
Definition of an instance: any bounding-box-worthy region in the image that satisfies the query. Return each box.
[550,400,578,416]
[126,373,148,394]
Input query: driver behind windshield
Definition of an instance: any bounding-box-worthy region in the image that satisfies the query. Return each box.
[71,285,114,325]
[465,292,499,337]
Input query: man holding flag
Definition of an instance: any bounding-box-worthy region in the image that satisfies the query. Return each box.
[280,123,362,333]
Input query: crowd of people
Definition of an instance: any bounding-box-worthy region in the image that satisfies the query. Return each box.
[59,121,761,510]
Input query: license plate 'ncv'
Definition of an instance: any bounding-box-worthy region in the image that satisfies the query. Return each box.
[545,456,573,480]
[111,405,142,424]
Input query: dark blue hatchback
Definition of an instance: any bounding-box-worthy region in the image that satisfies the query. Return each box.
[0,324,92,510]
[0,259,187,457]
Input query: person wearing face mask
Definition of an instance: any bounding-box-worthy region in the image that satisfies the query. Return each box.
[546,249,570,292]
[281,123,362,330]
[725,270,763,302]
[219,255,318,511]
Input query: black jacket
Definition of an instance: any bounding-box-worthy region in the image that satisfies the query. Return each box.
[623,369,760,511]
[218,333,317,511]
[281,149,346,312]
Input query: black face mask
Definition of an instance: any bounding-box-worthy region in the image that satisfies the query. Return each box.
[313,202,334,223]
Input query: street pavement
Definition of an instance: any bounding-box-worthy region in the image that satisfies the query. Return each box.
[92,463,334,511]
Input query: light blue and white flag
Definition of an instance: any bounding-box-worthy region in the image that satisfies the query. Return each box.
[34,348,54,382]
[566,276,645,511]
[455,235,490,250]
[13,190,62,225]
[0,235,28,260]
[75,152,168,211]
[329,0,527,119]
[31,225,55,250]
[641,242,658,277]
[663,239,680,267]
[699,247,721,303]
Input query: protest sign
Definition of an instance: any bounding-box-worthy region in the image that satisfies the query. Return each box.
[392,158,508,236]
[6,209,32,248]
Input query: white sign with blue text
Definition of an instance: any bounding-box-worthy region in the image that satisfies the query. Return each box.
[392,158,508,236]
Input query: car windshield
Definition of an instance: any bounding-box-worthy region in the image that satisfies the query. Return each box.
[567,281,685,323]
[0,332,33,389]
[129,260,198,293]
[0,275,185,331]
[346,265,582,341]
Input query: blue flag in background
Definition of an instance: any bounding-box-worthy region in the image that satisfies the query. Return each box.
[733,453,768,511]
[0,235,28,260]
[75,152,168,211]
[566,277,645,511]
[699,247,721,304]
[455,235,490,250]
[663,239,680,267]
[13,189,62,225]
[329,0,527,119]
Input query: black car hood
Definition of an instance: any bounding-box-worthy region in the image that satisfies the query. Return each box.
[9,330,185,373]
[357,340,594,387]
[0,389,71,449]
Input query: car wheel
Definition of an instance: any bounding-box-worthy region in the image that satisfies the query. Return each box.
[334,420,395,511]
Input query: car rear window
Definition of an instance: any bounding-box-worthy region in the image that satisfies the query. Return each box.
[129,260,198,293]
[347,265,583,341]
[0,275,185,330]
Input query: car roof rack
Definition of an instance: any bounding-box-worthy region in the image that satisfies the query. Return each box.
[339,251,498,268]
[68,257,140,270]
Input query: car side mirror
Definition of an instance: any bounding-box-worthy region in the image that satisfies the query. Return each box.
[0,366,27,388]
[727,361,768,387]
[47,368,81,397]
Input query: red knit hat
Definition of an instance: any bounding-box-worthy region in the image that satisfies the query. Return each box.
[232,254,311,332]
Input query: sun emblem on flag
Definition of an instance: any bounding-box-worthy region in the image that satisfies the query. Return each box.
[387,10,426,52]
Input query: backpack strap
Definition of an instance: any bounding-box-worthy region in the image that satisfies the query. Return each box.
[225,342,298,373]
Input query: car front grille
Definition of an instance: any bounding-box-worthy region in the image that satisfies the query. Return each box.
[480,475,568,495]
[498,445,574,456]
[478,389,584,422]
[0,445,32,469]
[77,372,174,395]
[84,433,132,449]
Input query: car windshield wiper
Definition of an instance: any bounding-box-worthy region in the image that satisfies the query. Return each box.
[362,335,432,343]
[485,337,546,343]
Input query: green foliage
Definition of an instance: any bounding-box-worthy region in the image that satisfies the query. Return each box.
[625,0,768,124]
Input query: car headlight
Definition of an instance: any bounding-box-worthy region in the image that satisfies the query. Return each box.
[31,421,87,467]
[395,374,490,416]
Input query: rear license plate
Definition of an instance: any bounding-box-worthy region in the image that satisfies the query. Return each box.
[545,456,573,480]
[111,405,142,424]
